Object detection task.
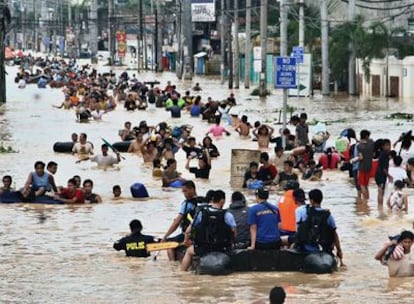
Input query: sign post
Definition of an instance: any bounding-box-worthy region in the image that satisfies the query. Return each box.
[292,46,304,98]
[275,56,296,149]
[275,56,297,89]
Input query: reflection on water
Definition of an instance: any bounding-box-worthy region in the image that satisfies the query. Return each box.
[1,65,414,303]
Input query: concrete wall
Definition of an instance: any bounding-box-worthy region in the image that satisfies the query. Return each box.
[358,56,414,99]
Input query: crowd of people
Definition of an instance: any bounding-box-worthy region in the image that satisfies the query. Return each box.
[6,60,414,283]
[113,180,344,272]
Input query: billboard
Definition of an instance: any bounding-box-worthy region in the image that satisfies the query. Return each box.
[116,30,127,58]
[192,0,215,22]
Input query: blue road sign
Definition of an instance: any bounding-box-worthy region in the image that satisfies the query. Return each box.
[275,57,296,89]
[292,46,304,64]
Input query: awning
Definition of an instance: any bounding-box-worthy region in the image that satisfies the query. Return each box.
[194,52,207,58]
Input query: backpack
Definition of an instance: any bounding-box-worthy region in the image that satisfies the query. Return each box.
[296,206,335,252]
[179,196,205,232]
[192,206,233,252]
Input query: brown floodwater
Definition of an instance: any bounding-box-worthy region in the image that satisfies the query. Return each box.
[1,64,414,303]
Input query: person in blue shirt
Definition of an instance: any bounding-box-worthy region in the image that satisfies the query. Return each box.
[247,188,281,250]
[162,181,199,260]
[295,188,344,266]
[181,190,237,271]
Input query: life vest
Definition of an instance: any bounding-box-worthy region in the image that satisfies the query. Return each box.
[295,206,335,252]
[278,190,297,232]
[192,206,233,252]
[179,196,204,232]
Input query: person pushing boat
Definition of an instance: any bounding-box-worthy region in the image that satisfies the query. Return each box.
[113,219,157,257]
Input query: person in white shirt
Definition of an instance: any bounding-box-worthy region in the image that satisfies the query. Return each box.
[386,180,408,212]
[77,144,120,167]
[388,155,408,186]
[375,230,414,277]
[72,133,94,157]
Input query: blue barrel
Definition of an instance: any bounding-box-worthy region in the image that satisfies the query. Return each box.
[130,183,149,198]
[169,180,184,188]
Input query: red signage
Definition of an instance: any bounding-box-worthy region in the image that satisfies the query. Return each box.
[116,30,127,58]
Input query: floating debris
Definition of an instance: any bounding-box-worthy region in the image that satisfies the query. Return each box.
[385,112,413,120]
[0,142,18,153]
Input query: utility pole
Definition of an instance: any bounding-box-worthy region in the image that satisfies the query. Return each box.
[227,0,233,88]
[68,0,72,27]
[52,2,57,55]
[258,0,268,97]
[33,0,37,51]
[21,4,25,50]
[156,0,163,72]
[299,0,304,48]
[280,0,288,129]
[183,0,192,80]
[234,0,239,89]
[321,0,329,96]
[139,0,144,70]
[108,0,114,65]
[176,0,183,79]
[0,0,10,103]
[143,0,148,70]
[89,0,98,56]
[136,3,140,73]
[220,0,225,84]
[348,0,356,95]
[244,0,251,88]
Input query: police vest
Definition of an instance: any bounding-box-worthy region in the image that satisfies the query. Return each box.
[192,206,233,252]
[295,206,335,252]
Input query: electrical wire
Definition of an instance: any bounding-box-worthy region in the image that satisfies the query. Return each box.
[341,0,414,10]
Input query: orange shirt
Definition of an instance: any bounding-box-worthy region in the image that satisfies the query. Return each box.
[278,190,297,232]
[70,95,80,106]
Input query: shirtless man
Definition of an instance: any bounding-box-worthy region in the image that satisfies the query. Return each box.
[119,121,135,141]
[72,133,94,158]
[253,124,274,150]
[141,139,158,163]
[127,132,144,154]
[235,115,252,137]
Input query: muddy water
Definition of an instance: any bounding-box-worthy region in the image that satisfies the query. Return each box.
[1,64,414,303]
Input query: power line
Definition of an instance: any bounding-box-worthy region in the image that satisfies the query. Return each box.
[341,0,414,10]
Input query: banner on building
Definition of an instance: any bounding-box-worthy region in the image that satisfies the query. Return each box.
[191,0,215,22]
[66,27,74,46]
[116,30,127,58]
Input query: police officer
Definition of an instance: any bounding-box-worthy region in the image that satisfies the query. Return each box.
[181,190,237,271]
[162,180,199,260]
[113,219,156,257]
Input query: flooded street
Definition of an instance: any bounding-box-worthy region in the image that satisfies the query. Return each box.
[1,63,414,303]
